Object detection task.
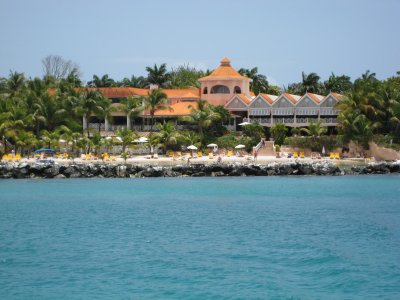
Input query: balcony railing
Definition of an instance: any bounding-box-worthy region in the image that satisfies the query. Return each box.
[245,117,338,126]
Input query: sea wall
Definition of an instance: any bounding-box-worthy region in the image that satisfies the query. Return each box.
[1,161,400,179]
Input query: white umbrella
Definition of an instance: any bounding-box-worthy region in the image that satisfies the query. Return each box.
[238,122,251,126]
[105,136,112,140]
[187,145,197,150]
[115,137,122,142]
[134,137,148,143]
[59,139,66,143]
[207,143,218,148]
[235,144,246,149]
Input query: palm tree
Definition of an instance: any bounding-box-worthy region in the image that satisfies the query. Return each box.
[7,71,26,96]
[146,64,170,87]
[115,128,137,153]
[181,99,220,145]
[270,123,288,145]
[238,67,269,94]
[119,96,144,129]
[40,129,60,149]
[179,130,200,148]
[156,121,179,150]
[120,75,148,88]
[301,121,327,142]
[77,90,105,137]
[87,74,115,87]
[323,73,352,94]
[143,89,169,132]
[301,72,321,94]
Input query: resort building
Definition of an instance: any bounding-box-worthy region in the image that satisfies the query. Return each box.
[85,57,342,134]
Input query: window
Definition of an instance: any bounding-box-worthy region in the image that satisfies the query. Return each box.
[234,86,241,94]
[203,87,208,94]
[210,85,230,94]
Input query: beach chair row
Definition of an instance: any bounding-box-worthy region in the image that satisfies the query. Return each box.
[329,152,341,159]
[2,153,21,162]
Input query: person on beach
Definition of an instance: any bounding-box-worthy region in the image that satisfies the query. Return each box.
[253,148,258,162]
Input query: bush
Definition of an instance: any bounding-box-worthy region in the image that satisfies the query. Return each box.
[284,135,342,152]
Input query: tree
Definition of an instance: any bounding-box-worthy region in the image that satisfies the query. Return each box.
[42,55,81,80]
[243,123,265,143]
[238,67,269,94]
[77,90,106,137]
[181,99,220,145]
[323,73,352,94]
[119,96,144,129]
[146,63,170,87]
[87,74,115,87]
[156,121,179,150]
[168,64,205,88]
[270,123,288,145]
[120,75,148,88]
[6,71,26,96]
[300,121,327,143]
[115,128,137,153]
[143,89,169,132]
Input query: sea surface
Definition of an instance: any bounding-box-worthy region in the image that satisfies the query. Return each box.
[0,176,400,299]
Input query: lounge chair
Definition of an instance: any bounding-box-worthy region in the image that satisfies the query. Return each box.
[208,153,214,159]
[329,152,335,159]
[293,151,298,158]
[197,151,202,157]
[227,150,233,157]
[300,152,305,158]
[177,151,182,157]
[15,154,21,161]
[335,152,340,159]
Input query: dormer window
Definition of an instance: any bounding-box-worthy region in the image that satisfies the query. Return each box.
[234,86,241,94]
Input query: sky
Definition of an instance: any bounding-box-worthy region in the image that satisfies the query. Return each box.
[1,0,399,87]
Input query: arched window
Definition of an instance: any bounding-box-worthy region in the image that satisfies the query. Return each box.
[203,87,208,94]
[210,85,230,94]
[234,86,241,94]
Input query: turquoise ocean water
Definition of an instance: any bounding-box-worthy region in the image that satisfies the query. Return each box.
[1,176,400,299]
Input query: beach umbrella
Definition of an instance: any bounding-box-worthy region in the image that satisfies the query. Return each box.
[59,139,66,143]
[134,137,148,143]
[187,145,197,150]
[238,122,251,126]
[34,148,56,153]
[322,146,326,155]
[207,143,218,147]
[115,137,122,142]
[235,144,246,149]
[105,136,113,140]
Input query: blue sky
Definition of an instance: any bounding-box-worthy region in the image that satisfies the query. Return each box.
[1,0,399,87]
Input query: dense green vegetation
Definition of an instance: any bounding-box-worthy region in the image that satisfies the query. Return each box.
[1,55,399,157]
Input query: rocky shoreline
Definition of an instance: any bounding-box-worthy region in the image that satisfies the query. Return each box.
[1,161,400,179]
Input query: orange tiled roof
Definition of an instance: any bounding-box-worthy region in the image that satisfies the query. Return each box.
[163,88,200,99]
[283,93,301,104]
[306,92,324,104]
[331,92,343,100]
[259,93,278,104]
[199,57,248,80]
[149,101,197,116]
[236,94,252,105]
[83,87,200,99]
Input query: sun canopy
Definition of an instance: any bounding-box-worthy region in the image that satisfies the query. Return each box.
[207,143,218,147]
[187,145,198,150]
[34,148,56,153]
[238,122,251,126]
[235,144,246,149]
